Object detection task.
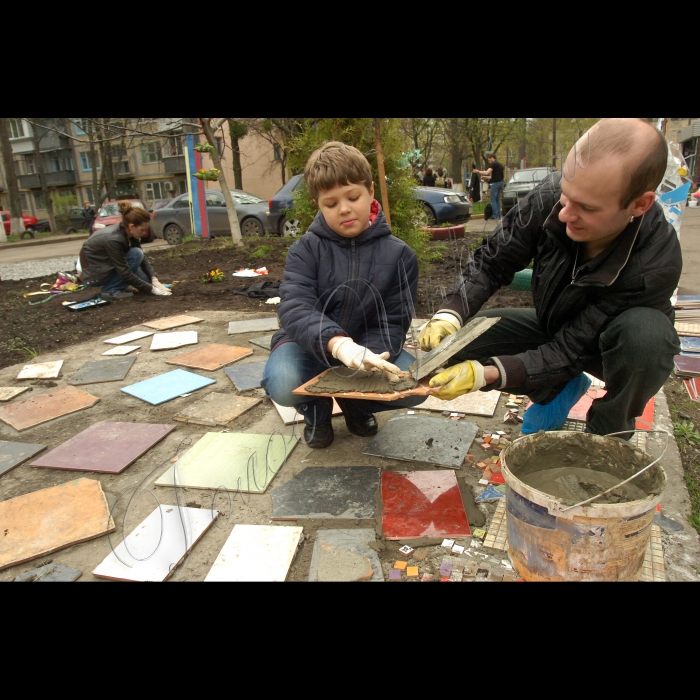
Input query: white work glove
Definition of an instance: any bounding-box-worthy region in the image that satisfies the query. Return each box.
[151,285,172,296]
[151,277,168,291]
[332,338,402,382]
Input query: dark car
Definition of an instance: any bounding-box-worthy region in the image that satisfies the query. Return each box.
[36,207,88,233]
[149,189,272,245]
[265,175,472,234]
[502,167,552,215]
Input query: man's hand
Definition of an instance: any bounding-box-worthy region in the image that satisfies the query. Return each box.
[429,360,486,400]
[332,338,402,381]
[419,314,460,351]
[151,285,172,297]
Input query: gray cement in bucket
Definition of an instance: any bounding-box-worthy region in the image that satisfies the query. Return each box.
[508,432,664,506]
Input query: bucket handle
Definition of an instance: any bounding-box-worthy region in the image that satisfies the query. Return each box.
[559,429,669,512]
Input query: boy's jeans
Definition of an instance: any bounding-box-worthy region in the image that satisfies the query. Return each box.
[262,342,425,425]
[450,306,679,436]
[90,247,150,294]
[490,181,504,219]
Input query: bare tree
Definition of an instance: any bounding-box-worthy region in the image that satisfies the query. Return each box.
[0,118,25,239]
[29,118,58,235]
[199,118,243,247]
[399,118,441,169]
[240,118,306,184]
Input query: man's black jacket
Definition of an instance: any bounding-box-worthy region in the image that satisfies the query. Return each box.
[79,223,155,293]
[271,205,418,363]
[438,172,682,392]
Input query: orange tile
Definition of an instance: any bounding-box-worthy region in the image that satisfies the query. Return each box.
[407,566,419,578]
[0,477,115,571]
[166,343,254,371]
[394,560,408,570]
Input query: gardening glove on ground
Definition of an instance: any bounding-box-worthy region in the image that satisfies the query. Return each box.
[419,313,461,351]
[429,360,486,401]
[332,338,402,382]
[151,285,172,297]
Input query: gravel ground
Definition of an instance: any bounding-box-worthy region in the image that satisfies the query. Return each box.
[0,256,79,282]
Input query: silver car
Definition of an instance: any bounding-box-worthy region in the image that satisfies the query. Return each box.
[150,189,272,244]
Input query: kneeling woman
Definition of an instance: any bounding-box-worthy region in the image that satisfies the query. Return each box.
[78,201,171,300]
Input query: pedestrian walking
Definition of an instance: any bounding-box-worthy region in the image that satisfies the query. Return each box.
[475,155,505,219]
[83,200,96,233]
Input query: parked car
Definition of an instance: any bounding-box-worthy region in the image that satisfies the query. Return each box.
[265,175,472,234]
[502,167,552,215]
[36,207,88,233]
[149,189,272,245]
[1,211,39,236]
[92,199,147,233]
[149,199,174,212]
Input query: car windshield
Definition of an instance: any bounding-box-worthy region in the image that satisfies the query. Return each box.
[231,191,264,205]
[98,201,145,217]
[510,169,549,183]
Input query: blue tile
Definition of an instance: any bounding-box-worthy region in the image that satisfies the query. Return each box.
[475,485,505,502]
[121,369,215,405]
[224,360,267,391]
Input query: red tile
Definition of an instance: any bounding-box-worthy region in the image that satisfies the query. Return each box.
[381,470,471,540]
[635,397,654,430]
[489,472,506,485]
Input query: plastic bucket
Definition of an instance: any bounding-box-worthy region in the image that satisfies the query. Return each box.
[507,268,532,291]
[500,431,666,582]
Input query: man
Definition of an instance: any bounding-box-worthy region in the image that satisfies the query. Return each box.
[474,155,505,219]
[421,118,681,437]
[83,200,96,233]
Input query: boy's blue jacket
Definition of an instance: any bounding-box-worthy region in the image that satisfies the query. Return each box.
[271,203,418,363]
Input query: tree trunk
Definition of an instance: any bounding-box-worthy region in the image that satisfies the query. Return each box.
[0,118,25,239]
[231,136,243,190]
[97,119,117,201]
[30,119,58,234]
[87,120,101,206]
[552,117,557,170]
[374,118,392,227]
[200,118,243,247]
[450,146,462,185]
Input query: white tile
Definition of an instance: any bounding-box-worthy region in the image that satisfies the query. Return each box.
[150,331,198,351]
[16,361,63,380]
[104,330,154,345]
[102,345,140,356]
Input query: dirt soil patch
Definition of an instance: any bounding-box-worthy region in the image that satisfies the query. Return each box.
[0,235,533,372]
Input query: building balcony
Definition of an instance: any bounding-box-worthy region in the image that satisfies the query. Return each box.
[163,155,186,173]
[18,171,77,189]
[18,173,41,189]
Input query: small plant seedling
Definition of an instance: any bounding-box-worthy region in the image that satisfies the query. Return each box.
[252,244,275,260]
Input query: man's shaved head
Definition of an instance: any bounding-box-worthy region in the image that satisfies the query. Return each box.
[567,118,668,208]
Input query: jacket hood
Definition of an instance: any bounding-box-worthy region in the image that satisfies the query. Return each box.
[307,199,392,246]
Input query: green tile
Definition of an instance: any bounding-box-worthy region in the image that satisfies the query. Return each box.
[155,432,298,493]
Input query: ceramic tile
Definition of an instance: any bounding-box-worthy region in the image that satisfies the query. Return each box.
[0,387,30,402]
[150,331,198,351]
[155,431,298,493]
[173,392,260,427]
[69,356,136,385]
[142,315,203,330]
[223,360,267,390]
[271,466,380,520]
[16,361,63,380]
[363,414,479,469]
[30,421,175,474]
[0,477,115,571]
[14,562,82,582]
[0,386,100,431]
[167,343,253,371]
[204,524,302,581]
[417,390,501,417]
[485,499,508,551]
[92,505,218,582]
[308,529,384,582]
[381,470,471,540]
[227,317,279,335]
[121,369,215,405]
[248,334,274,351]
[102,345,140,356]
[272,399,343,425]
[0,440,46,477]
[104,330,153,345]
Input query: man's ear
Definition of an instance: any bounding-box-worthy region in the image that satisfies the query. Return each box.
[630,191,657,217]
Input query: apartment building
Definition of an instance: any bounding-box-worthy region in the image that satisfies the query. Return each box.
[0,118,284,220]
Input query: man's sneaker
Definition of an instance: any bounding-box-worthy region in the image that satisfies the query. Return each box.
[336,398,378,437]
[101,291,133,300]
[304,421,334,448]
[520,373,592,434]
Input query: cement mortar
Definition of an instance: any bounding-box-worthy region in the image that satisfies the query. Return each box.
[306,367,417,394]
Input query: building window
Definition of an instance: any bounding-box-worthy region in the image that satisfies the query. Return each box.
[49,152,74,172]
[273,144,283,162]
[117,160,130,174]
[140,142,162,164]
[20,193,30,212]
[73,118,87,135]
[111,145,128,160]
[9,119,25,139]
[145,180,174,202]
[168,137,184,157]
[79,152,100,172]
[177,178,187,195]
[34,192,46,211]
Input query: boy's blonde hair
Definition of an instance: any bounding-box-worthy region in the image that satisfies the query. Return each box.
[304,141,373,201]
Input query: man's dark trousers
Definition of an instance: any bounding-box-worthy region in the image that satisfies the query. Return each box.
[451,307,680,436]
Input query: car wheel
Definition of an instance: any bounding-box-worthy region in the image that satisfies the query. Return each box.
[241,217,264,237]
[66,227,77,234]
[280,216,301,237]
[164,223,184,245]
[421,203,437,226]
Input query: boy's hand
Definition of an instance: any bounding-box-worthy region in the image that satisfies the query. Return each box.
[429,360,486,401]
[419,313,461,351]
[332,338,402,381]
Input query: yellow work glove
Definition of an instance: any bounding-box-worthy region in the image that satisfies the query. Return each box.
[429,360,486,401]
[419,313,461,351]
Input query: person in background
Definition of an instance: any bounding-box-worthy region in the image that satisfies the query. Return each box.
[435,166,448,187]
[422,167,436,187]
[83,200,96,234]
[78,200,171,301]
[474,155,505,219]
[469,164,481,203]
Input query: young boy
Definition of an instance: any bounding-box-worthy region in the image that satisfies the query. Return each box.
[262,141,423,448]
